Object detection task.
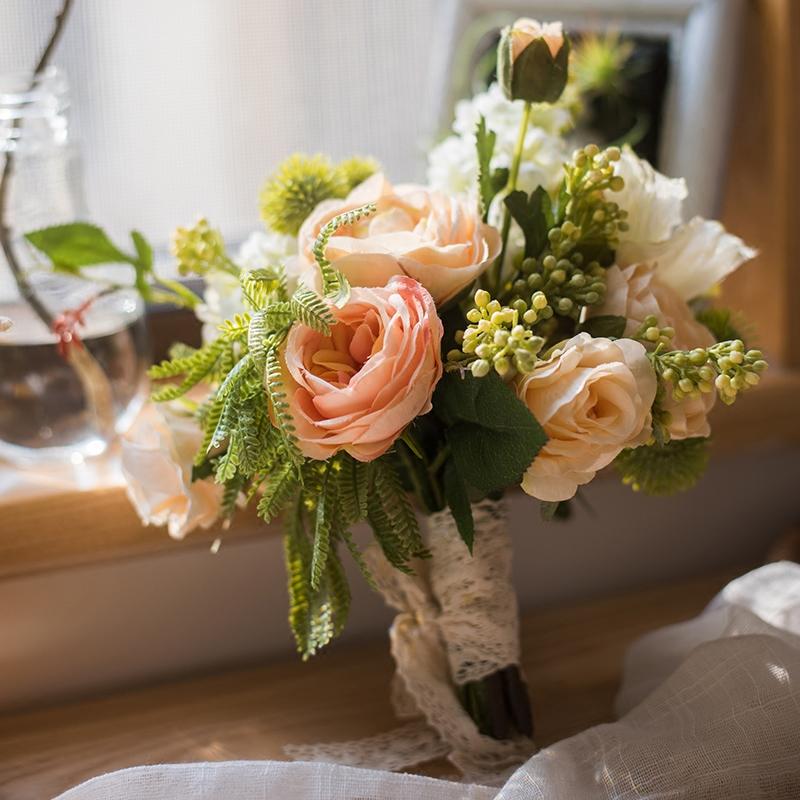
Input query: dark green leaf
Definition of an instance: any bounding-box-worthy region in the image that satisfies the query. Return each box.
[503,187,551,258]
[540,499,571,521]
[434,372,547,494]
[25,223,134,272]
[476,116,500,222]
[578,314,627,339]
[443,459,475,552]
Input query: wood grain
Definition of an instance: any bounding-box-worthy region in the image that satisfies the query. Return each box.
[0,567,744,800]
[0,485,269,580]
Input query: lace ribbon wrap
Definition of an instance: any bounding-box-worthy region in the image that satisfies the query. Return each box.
[285,498,535,782]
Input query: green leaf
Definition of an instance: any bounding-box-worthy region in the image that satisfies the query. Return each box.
[540,500,569,521]
[503,187,551,258]
[615,438,710,496]
[443,459,475,552]
[434,372,547,494]
[579,314,627,339]
[476,116,500,222]
[25,223,134,273]
[291,285,334,334]
[257,462,299,523]
[130,230,153,272]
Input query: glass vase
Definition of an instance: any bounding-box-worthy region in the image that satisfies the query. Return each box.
[0,67,149,465]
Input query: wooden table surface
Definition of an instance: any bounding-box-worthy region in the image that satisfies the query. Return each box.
[0,567,743,800]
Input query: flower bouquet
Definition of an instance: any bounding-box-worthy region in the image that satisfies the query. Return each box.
[25,18,765,777]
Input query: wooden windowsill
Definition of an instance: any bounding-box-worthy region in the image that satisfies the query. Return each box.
[1,369,798,581]
[0,565,746,799]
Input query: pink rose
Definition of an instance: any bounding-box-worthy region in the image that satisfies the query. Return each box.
[517,333,657,501]
[282,276,443,461]
[293,173,501,306]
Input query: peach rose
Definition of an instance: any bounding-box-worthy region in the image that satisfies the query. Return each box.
[509,18,565,60]
[517,333,657,501]
[121,407,222,539]
[594,264,717,440]
[597,263,715,351]
[294,173,501,306]
[282,276,443,461]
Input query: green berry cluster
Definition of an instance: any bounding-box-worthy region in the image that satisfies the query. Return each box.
[171,217,234,277]
[448,289,547,380]
[654,340,767,406]
[558,144,629,257]
[632,314,675,349]
[513,250,606,320]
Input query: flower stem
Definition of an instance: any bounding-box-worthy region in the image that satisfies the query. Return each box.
[491,101,532,295]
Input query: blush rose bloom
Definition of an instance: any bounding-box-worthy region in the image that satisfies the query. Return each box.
[121,407,222,539]
[517,333,657,502]
[509,18,565,59]
[282,276,443,461]
[293,173,501,306]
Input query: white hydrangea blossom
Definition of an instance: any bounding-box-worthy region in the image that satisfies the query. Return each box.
[196,229,296,342]
[427,82,573,201]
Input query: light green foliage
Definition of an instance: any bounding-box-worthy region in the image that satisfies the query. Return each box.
[615,438,710,495]
[25,223,200,309]
[571,31,633,97]
[448,288,547,380]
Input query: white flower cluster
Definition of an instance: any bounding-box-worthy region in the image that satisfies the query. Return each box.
[427,82,573,202]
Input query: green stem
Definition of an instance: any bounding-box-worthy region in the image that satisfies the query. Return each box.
[491,101,532,296]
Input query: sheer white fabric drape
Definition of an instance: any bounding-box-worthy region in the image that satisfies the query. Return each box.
[56,562,800,800]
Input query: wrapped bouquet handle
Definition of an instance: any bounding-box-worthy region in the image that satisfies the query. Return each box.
[286,499,536,782]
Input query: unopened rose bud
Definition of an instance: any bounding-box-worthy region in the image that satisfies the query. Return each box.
[498,18,569,104]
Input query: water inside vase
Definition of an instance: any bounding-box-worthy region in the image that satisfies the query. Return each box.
[0,290,148,464]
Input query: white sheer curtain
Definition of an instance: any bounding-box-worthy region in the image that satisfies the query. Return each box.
[1,0,454,250]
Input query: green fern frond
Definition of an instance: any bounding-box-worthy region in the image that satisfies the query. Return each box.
[149,339,227,401]
[217,313,251,342]
[195,390,226,463]
[265,346,302,464]
[615,437,710,496]
[367,459,425,572]
[312,203,375,301]
[337,455,370,524]
[257,461,300,523]
[339,527,376,589]
[215,431,241,482]
[291,285,334,334]
[284,497,314,656]
[311,467,334,590]
[324,547,351,640]
[242,266,289,309]
[220,473,245,519]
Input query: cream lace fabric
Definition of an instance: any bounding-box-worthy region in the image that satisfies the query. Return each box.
[56,562,800,800]
[285,499,534,782]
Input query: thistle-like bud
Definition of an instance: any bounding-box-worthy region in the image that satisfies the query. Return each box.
[497,18,570,103]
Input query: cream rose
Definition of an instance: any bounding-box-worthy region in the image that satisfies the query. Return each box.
[517,333,657,501]
[121,407,222,539]
[293,173,501,306]
[282,276,443,462]
[509,18,565,60]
